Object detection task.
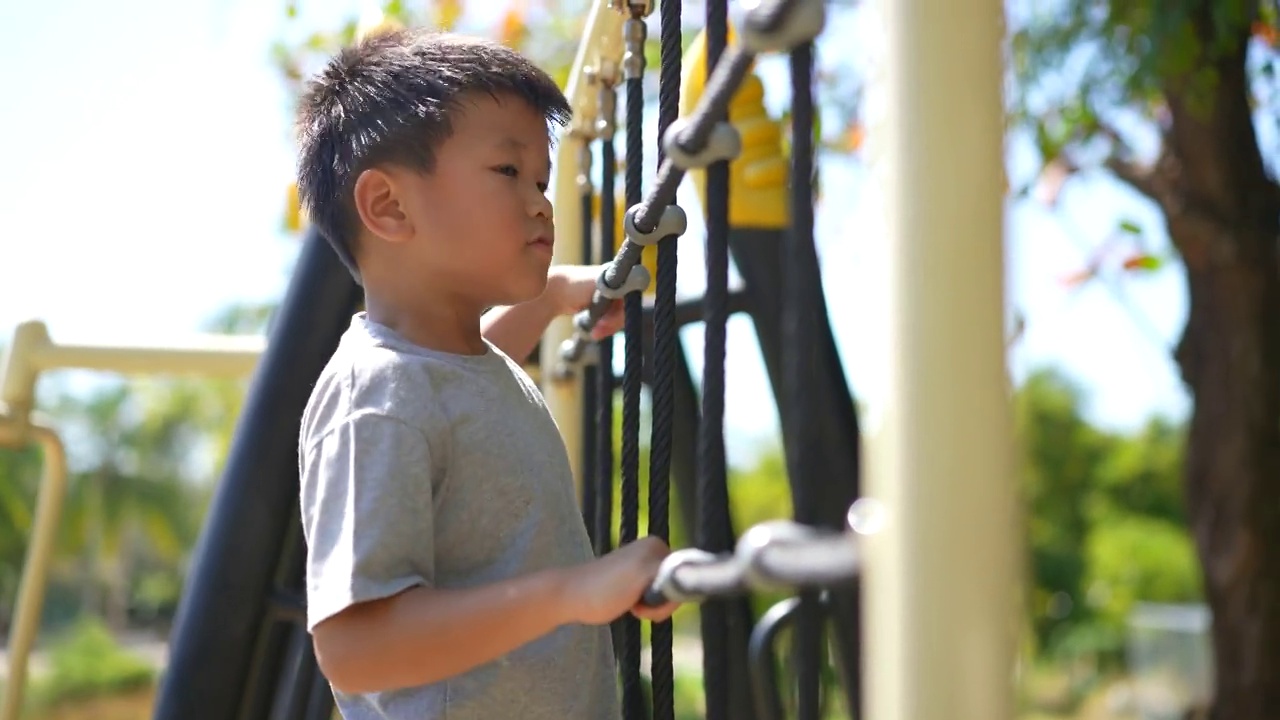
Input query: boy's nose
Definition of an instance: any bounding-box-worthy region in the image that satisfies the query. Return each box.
[530,191,554,220]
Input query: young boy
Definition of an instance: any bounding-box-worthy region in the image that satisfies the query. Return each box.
[293,29,679,720]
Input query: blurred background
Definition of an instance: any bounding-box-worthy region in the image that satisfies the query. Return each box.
[0,0,1243,718]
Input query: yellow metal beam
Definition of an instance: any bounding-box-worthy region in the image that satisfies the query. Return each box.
[1,320,264,422]
[0,424,68,720]
[541,0,627,491]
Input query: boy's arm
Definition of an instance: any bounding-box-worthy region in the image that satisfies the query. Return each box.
[481,265,623,363]
[302,411,677,695]
[314,539,674,695]
[313,568,571,694]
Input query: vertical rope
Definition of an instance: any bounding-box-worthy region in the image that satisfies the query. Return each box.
[581,180,601,553]
[785,40,824,720]
[647,0,682,717]
[619,14,647,718]
[699,1,733,719]
[596,134,617,561]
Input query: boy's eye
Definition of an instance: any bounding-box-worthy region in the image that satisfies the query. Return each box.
[494,164,549,193]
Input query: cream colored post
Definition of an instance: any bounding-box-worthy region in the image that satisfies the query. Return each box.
[864,0,1018,718]
[1,320,264,419]
[0,425,67,720]
[0,320,265,720]
[541,0,625,490]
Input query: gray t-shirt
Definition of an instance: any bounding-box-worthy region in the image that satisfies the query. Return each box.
[298,313,618,720]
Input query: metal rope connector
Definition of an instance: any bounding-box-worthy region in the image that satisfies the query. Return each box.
[738,520,860,592]
[596,263,652,299]
[664,119,742,170]
[591,63,619,139]
[622,17,648,80]
[643,548,736,605]
[624,204,687,246]
[741,0,826,54]
[637,503,867,607]
[609,0,653,17]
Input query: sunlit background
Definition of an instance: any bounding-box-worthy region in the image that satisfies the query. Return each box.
[0,0,1213,718]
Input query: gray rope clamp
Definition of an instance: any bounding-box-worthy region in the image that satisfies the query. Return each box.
[664,119,742,170]
[741,0,826,54]
[647,548,733,604]
[597,263,651,299]
[641,499,872,605]
[622,18,647,80]
[625,204,687,246]
[738,519,860,593]
[553,262,650,372]
[735,520,823,593]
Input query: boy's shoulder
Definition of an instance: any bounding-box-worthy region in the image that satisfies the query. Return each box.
[300,313,533,449]
[301,315,447,446]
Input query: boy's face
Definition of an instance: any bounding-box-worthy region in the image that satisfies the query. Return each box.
[393,92,556,309]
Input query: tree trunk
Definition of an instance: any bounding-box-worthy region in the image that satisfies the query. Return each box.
[1159,14,1280,718]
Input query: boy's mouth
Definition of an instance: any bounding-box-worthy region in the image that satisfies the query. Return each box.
[528,235,553,252]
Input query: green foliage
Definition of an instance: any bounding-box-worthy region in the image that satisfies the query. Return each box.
[1084,516,1202,626]
[1017,370,1104,647]
[0,442,42,623]
[1016,367,1197,666]
[1007,0,1266,194]
[1011,0,1251,115]
[27,616,155,708]
[0,304,262,635]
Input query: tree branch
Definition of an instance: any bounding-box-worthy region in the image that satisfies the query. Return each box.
[1096,122,1165,203]
[1104,154,1161,202]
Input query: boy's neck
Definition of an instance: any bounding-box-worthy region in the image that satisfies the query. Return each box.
[364,291,489,356]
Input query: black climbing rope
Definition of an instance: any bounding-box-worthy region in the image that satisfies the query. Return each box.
[619,5,648,719]
[595,84,619,561]
[785,37,824,720]
[699,1,733,718]
[646,0,682,716]
[580,144,601,551]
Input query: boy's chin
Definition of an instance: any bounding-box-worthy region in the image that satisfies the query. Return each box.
[495,269,550,307]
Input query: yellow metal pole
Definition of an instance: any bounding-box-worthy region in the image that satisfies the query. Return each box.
[1,320,264,421]
[864,0,1018,719]
[0,319,264,720]
[541,0,626,490]
[0,424,67,720]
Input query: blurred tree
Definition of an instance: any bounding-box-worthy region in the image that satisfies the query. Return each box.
[0,302,268,633]
[1015,367,1196,670]
[0,440,41,634]
[1015,369,1105,650]
[1012,1,1280,713]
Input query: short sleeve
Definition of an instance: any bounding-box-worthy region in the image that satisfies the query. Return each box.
[299,411,436,632]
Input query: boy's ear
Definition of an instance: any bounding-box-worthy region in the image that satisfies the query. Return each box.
[352,167,414,244]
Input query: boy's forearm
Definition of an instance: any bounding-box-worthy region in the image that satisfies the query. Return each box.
[313,567,575,695]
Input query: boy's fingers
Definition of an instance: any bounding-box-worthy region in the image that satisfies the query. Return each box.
[630,601,680,622]
[589,301,626,339]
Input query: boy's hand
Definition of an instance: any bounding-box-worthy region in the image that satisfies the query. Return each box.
[561,537,682,625]
[544,265,625,340]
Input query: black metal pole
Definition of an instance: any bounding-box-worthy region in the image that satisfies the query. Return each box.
[152,228,362,720]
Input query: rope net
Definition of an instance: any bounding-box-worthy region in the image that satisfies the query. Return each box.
[571,1,861,718]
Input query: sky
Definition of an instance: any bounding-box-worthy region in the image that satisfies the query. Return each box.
[0,0,1192,469]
